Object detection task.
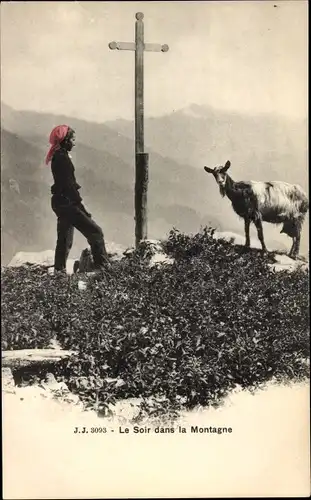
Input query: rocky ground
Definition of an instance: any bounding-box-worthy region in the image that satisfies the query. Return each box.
[8,236,309,276]
[3,237,309,498]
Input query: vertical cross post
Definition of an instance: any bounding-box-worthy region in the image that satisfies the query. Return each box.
[109,13,169,248]
[135,12,144,156]
[134,12,148,247]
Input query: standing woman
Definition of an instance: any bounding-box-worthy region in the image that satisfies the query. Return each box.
[46,125,110,273]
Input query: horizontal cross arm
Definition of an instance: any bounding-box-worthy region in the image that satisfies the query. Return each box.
[145,43,169,52]
[109,41,169,52]
[109,41,136,51]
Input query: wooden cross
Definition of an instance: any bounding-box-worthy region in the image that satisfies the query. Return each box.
[109,12,169,248]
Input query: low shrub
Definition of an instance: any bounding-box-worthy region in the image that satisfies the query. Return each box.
[1,228,309,417]
[1,265,56,350]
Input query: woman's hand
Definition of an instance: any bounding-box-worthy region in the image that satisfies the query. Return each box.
[80,204,92,218]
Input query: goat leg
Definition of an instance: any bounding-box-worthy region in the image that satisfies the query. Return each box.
[288,238,295,259]
[295,231,301,258]
[254,215,267,253]
[288,220,302,260]
[244,218,250,248]
[290,234,300,260]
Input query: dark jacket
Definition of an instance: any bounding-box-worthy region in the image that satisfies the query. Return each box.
[51,148,82,204]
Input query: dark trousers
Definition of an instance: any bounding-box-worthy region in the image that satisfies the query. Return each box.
[52,197,109,271]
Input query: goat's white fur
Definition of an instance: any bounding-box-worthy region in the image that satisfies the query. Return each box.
[250,181,307,223]
[204,161,309,258]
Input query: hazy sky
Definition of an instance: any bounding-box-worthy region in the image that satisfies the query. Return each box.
[1,1,308,122]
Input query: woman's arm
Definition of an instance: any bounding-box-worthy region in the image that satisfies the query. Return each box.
[51,149,82,202]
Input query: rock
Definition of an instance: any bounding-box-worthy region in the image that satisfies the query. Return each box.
[269,254,309,273]
[41,379,70,394]
[139,239,164,256]
[8,250,55,267]
[214,231,245,245]
[2,368,15,394]
[106,242,127,261]
[105,377,126,388]
[78,280,87,291]
[213,231,262,249]
[149,253,174,267]
[76,248,94,273]
[106,397,142,422]
[37,374,83,407]
[2,348,77,369]
[123,247,135,258]
[8,250,76,275]
[141,240,174,267]
[73,260,80,273]
[61,392,82,406]
[75,243,128,272]
[49,338,62,350]
[123,239,174,267]
[45,373,57,384]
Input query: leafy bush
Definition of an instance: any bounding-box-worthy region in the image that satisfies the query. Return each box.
[1,265,56,349]
[1,228,309,417]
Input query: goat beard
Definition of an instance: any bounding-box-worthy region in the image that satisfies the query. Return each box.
[219,185,226,198]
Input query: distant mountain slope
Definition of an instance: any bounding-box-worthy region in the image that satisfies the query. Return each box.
[1,103,308,263]
[106,103,309,255]
[1,105,224,264]
[1,130,53,263]
[106,103,308,188]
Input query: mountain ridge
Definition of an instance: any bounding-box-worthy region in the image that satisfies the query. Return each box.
[1,102,308,263]
[106,102,307,187]
[1,106,224,263]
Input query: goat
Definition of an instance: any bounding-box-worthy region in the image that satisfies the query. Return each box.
[203,161,309,259]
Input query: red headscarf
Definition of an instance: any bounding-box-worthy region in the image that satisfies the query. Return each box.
[45,125,69,165]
